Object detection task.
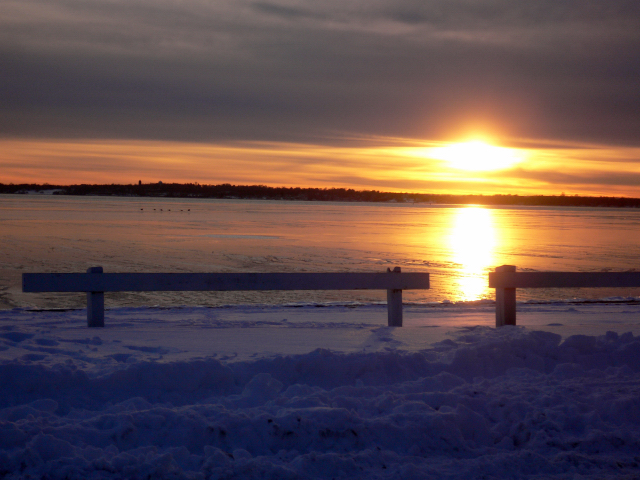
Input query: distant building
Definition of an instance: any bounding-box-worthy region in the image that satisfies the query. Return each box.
[158,181,163,185]
[138,180,142,185]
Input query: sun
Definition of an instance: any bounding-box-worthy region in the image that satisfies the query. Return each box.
[429,140,523,171]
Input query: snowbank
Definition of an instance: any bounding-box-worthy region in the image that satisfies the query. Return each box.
[1,306,640,479]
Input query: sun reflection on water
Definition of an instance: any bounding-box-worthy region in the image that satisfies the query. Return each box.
[449,207,496,301]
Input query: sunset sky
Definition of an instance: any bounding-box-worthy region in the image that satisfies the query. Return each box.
[1,0,639,196]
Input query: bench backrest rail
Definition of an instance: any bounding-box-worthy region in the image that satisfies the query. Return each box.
[489,265,640,326]
[23,267,430,328]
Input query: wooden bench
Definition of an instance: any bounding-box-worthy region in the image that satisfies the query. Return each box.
[489,265,640,326]
[23,267,430,328]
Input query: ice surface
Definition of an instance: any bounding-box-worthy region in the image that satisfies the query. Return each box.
[1,304,640,478]
[4,196,640,311]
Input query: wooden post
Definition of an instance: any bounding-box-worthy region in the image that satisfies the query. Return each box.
[387,267,403,327]
[495,265,516,327]
[87,267,105,328]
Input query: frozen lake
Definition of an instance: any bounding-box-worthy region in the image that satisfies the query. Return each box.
[1,194,640,310]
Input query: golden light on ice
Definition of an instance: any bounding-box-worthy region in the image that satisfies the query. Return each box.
[450,207,496,301]
[431,140,523,171]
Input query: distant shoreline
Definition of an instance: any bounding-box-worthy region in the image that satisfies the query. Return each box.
[1,182,640,208]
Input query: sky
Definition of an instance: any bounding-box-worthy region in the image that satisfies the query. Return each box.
[1,0,639,196]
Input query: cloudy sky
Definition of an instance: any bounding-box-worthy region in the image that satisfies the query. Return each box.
[1,0,639,195]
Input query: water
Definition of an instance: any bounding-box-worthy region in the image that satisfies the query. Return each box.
[1,194,640,310]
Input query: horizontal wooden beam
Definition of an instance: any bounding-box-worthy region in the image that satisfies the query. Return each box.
[23,272,430,293]
[489,271,640,289]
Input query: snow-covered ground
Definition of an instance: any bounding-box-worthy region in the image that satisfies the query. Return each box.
[2,303,640,479]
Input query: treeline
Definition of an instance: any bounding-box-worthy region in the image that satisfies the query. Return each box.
[2,182,640,208]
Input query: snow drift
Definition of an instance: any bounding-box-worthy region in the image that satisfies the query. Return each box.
[2,323,640,479]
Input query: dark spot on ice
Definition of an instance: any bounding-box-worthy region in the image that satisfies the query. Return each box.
[0,332,34,342]
[35,338,59,346]
[547,323,563,326]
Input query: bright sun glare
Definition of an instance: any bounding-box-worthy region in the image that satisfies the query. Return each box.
[430,140,523,171]
[450,207,496,301]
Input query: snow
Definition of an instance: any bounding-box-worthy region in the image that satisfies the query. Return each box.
[1,303,640,479]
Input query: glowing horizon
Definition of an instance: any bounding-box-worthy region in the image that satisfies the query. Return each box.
[1,137,640,198]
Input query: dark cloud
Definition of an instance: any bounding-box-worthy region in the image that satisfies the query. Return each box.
[1,0,639,145]
[383,0,640,28]
[252,2,326,20]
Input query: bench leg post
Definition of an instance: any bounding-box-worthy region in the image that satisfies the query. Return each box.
[495,265,516,327]
[87,267,104,328]
[387,267,403,326]
[387,289,403,326]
